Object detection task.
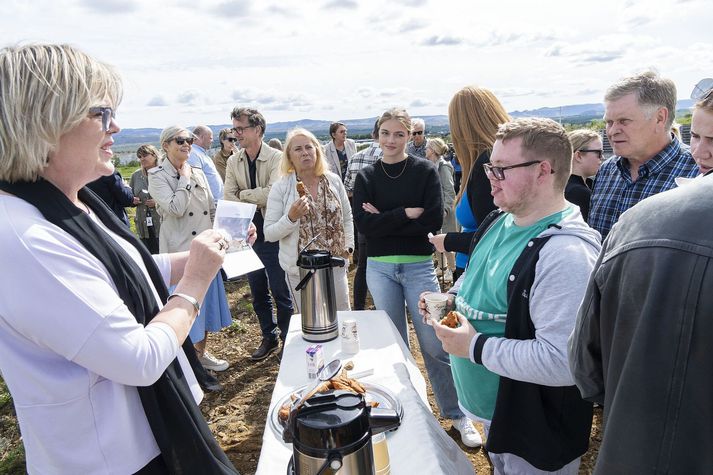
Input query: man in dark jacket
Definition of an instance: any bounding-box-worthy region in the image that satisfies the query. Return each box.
[87,170,134,226]
[570,175,713,474]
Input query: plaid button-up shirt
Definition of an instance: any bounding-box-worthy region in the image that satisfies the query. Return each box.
[589,137,698,238]
[343,142,383,194]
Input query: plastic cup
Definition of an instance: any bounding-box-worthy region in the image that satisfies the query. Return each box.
[372,432,391,474]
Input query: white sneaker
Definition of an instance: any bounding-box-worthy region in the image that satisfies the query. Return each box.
[453,417,482,448]
[199,351,229,372]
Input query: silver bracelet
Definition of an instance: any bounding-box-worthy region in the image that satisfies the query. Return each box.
[167,292,201,313]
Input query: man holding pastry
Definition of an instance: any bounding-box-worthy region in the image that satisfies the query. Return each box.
[422,118,601,474]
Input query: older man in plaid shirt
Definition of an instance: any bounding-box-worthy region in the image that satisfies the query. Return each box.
[589,71,698,239]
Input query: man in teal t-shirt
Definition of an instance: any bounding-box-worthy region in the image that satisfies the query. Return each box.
[425,118,601,474]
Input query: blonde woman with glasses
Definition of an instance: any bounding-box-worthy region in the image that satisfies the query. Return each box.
[0,44,239,474]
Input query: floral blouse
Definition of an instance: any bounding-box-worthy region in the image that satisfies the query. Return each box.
[298,175,347,257]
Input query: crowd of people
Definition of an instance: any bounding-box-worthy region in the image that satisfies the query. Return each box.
[1,42,712,474]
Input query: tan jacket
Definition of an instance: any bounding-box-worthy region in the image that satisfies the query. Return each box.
[212,149,231,183]
[323,139,356,180]
[224,142,282,215]
[148,158,215,253]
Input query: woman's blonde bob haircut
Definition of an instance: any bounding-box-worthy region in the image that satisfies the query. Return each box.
[281,128,328,176]
[0,44,122,182]
[159,126,192,159]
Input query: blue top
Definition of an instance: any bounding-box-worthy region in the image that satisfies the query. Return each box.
[589,137,697,239]
[454,189,477,269]
[189,144,223,201]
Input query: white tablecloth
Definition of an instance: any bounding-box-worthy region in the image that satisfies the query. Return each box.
[256,310,474,474]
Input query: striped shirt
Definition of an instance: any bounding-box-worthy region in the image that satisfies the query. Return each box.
[343,142,382,194]
[589,137,698,238]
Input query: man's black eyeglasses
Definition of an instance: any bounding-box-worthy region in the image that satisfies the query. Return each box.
[412,131,424,136]
[483,160,554,181]
[232,125,256,134]
[88,107,115,132]
[579,149,603,159]
[173,137,194,146]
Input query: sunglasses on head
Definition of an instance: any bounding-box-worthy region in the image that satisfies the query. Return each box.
[225,137,238,142]
[412,131,424,136]
[88,106,115,132]
[173,137,194,145]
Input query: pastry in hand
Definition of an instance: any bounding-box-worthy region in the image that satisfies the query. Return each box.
[296,180,307,197]
[440,310,460,328]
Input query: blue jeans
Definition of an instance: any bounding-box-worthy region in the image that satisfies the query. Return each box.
[247,240,293,341]
[366,258,463,420]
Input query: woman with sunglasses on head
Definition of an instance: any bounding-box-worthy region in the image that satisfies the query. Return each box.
[0,44,240,474]
[149,127,233,376]
[213,128,237,182]
[566,129,603,223]
[353,108,481,448]
[130,144,162,254]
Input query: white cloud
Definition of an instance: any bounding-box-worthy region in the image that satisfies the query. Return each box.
[147,96,168,107]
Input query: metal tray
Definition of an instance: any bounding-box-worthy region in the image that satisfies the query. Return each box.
[269,381,403,437]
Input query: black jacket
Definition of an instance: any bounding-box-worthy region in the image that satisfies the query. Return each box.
[564,175,592,223]
[570,175,713,474]
[87,171,134,226]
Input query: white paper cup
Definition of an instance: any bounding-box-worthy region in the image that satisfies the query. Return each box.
[423,293,449,325]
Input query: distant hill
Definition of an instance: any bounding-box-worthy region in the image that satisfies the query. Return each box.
[112,99,697,150]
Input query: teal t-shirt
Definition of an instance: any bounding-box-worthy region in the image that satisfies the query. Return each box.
[451,206,573,420]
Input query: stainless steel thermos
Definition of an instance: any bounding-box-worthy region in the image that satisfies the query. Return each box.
[295,250,345,342]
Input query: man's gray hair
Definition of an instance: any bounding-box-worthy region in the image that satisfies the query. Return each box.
[412,118,426,130]
[605,70,677,129]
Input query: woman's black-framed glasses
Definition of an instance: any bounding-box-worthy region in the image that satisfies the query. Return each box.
[173,137,194,146]
[88,106,115,132]
[579,149,604,159]
[225,137,238,142]
[483,160,553,181]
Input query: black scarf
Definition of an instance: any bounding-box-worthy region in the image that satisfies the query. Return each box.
[0,178,238,475]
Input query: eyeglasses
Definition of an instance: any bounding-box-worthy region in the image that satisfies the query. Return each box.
[412,131,424,136]
[483,160,554,181]
[231,125,256,134]
[88,106,115,132]
[172,137,194,145]
[225,137,238,143]
[579,149,603,159]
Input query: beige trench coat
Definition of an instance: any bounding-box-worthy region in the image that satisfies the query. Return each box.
[148,158,215,253]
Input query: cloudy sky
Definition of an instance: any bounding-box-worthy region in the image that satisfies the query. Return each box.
[2,0,711,129]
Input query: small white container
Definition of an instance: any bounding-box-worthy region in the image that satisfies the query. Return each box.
[306,344,324,379]
[340,319,360,354]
